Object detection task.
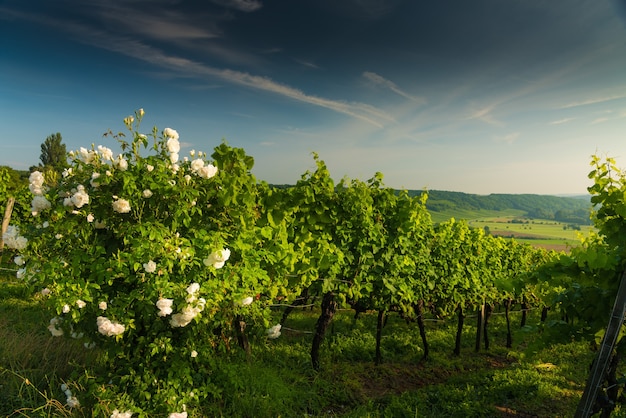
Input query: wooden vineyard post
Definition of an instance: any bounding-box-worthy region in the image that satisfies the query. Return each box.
[575,268,626,418]
[0,197,16,251]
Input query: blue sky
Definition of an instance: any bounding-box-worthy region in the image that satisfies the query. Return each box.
[1,0,626,195]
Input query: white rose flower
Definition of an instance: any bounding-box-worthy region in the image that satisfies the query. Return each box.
[87,213,95,222]
[112,198,131,214]
[169,152,179,164]
[99,301,107,310]
[41,288,51,296]
[78,147,96,164]
[71,187,90,208]
[111,410,133,418]
[167,137,180,153]
[76,300,86,309]
[16,268,26,279]
[142,189,153,198]
[31,195,51,215]
[97,145,113,160]
[143,260,157,273]
[267,324,282,339]
[190,350,198,358]
[190,158,204,172]
[28,171,45,193]
[169,413,187,418]
[203,248,231,269]
[187,282,200,295]
[96,316,126,336]
[197,164,218,179]
[62,304,70,313]
[115,155,128,171]
[2,226,28,250]
[14,256,25,266]
[163,127,179,140]
[241,296,254,306]
[90,172,101,188]
[66,396,80,408]
[48,317,63,337]
[146,164,154,172]
[170,306,200,328]
[156,298,174,317]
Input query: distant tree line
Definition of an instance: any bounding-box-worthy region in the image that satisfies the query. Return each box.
[409,190,592,225]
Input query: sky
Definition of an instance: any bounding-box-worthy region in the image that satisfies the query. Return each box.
[2,0,626,195]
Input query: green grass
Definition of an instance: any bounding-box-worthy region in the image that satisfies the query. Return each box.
[470,217,594,251]
[428,209,525,225]
[429,207,595,251]
[0,263,609,417]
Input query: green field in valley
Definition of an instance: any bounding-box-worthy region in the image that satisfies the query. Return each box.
[429,209,593,252]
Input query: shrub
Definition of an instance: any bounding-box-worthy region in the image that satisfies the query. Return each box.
[8,110,290,416]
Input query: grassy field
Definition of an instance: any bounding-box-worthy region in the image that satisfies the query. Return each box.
[1,262,621,417]
[429,208,593,252]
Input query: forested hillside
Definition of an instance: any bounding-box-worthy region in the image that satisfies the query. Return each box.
[407,190,592,225]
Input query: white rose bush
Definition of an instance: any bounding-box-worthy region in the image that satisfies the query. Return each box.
[11,110,295,416]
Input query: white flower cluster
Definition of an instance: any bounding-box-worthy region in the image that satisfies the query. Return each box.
[114,154,129,171]
[164,128,180,164]
[68,145,126,170]
[156,298,174,317]
[190,158,218,179]
[63,184,90,208]
[169,283,206,327]
[143,260,157,273]
[31,195,52,215]
[97,316,126,337]
[29,171,45,195]
[48,317,64,337]
[16,267,26,279]
[29,171,51,215]
[203,248,231,269]
[61,383,80,408]
[2,225,27,250]
[169,412,187,418]
[111,409,133,418]
[267,324,282,339]
[98,145,114,161]
[112,198,131,214]
[77,147,97,164]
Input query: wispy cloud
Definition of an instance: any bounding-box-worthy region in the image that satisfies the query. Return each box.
[560,92,626,109]
[591,117,609,124]
[294,59,320,69]
[466,104,503,126]
[99,9,221,41]
[493,132,520,144]
[3,7,391,128]
[209,0,263,12]
[362,71,425,103]
[550,117,575,125]
[98,37,392,127]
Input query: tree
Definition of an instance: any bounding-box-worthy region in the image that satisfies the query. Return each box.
[39,133,67,170]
